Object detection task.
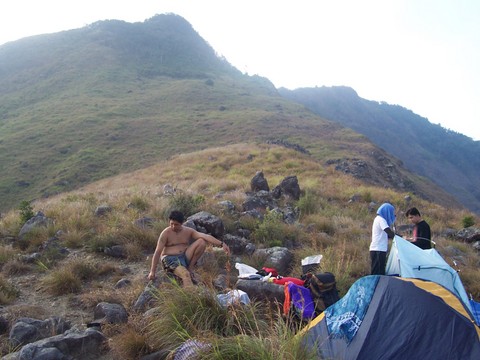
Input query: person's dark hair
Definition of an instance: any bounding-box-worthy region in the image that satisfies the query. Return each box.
[405,207,421,217]
[169,210,184,223]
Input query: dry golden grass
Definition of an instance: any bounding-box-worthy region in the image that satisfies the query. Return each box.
[0,274,19,305]
[1,260,32,276]
[0,143,479,358]
[0,246,16,267]
[42,270,82,296]
[108,323,152,360]
[7,145,480,282]
[0,212,22,238]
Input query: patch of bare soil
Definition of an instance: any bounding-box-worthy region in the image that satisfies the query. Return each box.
[1,250,152,358]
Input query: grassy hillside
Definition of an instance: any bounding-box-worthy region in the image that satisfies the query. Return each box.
[5,143,478,295]
[0,14,462,215]
[0,14,356,212]
[279,86,480,213]
[0,143,478,358]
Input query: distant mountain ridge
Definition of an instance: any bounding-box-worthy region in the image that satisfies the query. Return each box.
[279,86,480,213]
[0,14,465,213]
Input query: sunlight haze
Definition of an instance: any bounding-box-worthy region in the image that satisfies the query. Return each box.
[1,0,479,140]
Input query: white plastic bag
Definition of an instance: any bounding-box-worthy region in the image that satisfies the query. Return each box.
[235,262,258,277]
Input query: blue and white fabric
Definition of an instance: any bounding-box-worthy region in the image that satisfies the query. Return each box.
[325,275,379,344]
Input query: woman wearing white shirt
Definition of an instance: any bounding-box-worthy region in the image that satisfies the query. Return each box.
[370,203,396,275]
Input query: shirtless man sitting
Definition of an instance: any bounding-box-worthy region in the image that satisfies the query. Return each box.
[148,210,230,286]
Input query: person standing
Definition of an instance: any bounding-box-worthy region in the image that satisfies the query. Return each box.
[370,203,396,275]
[405,207,432,249]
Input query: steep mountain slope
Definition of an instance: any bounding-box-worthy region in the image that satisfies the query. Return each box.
[279,86,480,213]
[0,15,461,213]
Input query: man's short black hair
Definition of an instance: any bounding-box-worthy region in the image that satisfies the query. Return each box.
[405,207,421,217]
[169,210,185,223]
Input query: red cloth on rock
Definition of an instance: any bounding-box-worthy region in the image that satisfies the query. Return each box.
[273,277,305,286]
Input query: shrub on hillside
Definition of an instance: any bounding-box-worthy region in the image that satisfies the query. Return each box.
[296,191,317,217]
[165,193,205,218]
[18,200,35,224]
[253,210,286,247]
[128,196,151,211]
[462,215,475,228]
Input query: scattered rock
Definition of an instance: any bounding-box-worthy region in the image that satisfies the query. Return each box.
[9,317,71,347]
[251,171,270,192]
[18,212,53,240]
[94,205,112,217]
[93,302,128,324]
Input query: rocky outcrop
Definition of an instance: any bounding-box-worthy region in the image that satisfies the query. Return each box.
[455,227,480,243]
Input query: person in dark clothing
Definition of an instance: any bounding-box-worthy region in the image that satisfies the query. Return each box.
[405,207,432,249]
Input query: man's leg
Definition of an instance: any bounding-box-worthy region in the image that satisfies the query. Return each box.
[370,251,386,275]
[173,266,194,287]
[162,255,194,287]
[185,238,207,271]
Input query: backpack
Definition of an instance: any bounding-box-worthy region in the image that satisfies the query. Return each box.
[283,282,316,321]
[304,272,340,312]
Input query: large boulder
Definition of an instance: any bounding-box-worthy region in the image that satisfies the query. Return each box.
[242,191,277,212]
[93,302,128,324]
[250,171,270,192]
[18,212,53,240]
[235,279,284,303]
[253,247,294,276]
[15,328,107,360]
[9,317,71,347]
[222,234,254,256]
[186,212,225,238]
[272,176,301,200]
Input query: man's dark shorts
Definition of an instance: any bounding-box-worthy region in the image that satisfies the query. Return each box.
[162,254,189,272]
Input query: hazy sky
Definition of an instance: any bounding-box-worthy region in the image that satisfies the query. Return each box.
[1,0,479,140]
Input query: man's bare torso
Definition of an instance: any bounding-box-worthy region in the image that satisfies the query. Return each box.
[161,226,192,256]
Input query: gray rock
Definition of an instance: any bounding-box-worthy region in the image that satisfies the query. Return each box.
[218,200,235,212]
[236,279,285,303]
[93,303,128,324]
[253,247,294,276]
[114,279,131,289]
[94,205,112,217]
[18,212,53,240]
[222,234,250,256]
[9,317,71,347]
[187,212,225,238]
[104,245,126,258]
[250,171,270,192]
[17,328,106,360]
[134,217,155,229]
[271,176,301,201]
[455,227,480,243]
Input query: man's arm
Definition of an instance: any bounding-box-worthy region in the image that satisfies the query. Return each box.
[384,227,395,239]
[190,229,230,254]
[148,230,167,280]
